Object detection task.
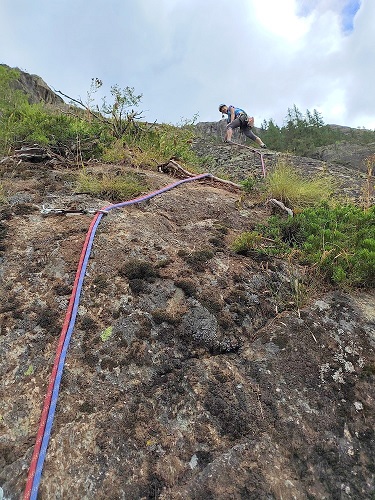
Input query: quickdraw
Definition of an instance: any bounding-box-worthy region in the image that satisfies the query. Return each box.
[40,205,108,216]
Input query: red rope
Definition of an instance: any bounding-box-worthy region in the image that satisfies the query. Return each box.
[23,213,101,499]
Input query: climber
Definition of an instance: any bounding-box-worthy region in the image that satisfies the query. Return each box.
[219,104,267,148]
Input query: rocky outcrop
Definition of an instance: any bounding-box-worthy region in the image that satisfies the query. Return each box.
[311,141,375,173]
[0,74,374,497]
[194,120,375,175]
[191,137,370,203]
[1,64,65,106]
[0,159,374,499]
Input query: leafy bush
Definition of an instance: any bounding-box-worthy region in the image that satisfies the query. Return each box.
[265,160,336,210]
[0,66,28,111]
[101,139,132,163]
[4,102,107,156]
[0,68,203,170]
[57,79,202,168]
[240,177,257,193]
[121,122,201,169]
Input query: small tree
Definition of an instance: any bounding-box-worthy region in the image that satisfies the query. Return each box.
[56,78,143,139]
[100,83,143,138]
[260,118,284,151]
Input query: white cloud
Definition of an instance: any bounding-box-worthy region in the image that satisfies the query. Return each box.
[0,0,374,129]
[252,0,312,42]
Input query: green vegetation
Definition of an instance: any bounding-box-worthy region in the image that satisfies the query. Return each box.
[252,204,375,288]
[9,104,105,155]
[24,364,34,376]
[240,177,258,193]
[0,66,27,111]
[76,170,147,201]
[292,204,374,287]
[0,67,201,168]
[0,68,106,156]
[233,162,374,289]
[100,326,113,342]
[102,121,200,169]
[231,231,263,254]
[264,159,336,210]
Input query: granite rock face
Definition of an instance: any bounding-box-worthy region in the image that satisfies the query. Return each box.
[0,158,374,499]
[311,141,375,173]
[194,120,375,178]
[1,63,65,106]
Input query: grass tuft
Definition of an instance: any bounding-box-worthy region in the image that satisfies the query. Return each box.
[76,170,147,201]
[265,160,336,210]
[231,231,263,254]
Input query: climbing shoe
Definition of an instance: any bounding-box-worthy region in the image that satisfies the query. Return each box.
[260,144,267,149]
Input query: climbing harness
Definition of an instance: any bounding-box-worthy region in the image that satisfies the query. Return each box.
[23,173,212,500]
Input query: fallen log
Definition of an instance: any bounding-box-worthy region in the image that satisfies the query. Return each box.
[14,145,50,162]
[158,159,242,192]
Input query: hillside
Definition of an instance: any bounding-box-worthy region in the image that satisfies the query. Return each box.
[0,68,374,499]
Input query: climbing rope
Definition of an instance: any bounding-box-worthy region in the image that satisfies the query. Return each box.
[23,173,212,500]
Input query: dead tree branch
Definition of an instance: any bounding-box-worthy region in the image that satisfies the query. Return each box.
[158,159,242,192]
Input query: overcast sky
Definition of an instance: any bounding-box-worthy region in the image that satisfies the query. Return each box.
[1,0,373,129]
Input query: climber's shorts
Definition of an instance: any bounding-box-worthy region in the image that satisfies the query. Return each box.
[227,116,258,141]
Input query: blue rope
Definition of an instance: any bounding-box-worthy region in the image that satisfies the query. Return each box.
[29,174,211,498]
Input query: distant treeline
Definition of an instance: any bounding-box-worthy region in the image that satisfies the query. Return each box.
[259,104,375,156]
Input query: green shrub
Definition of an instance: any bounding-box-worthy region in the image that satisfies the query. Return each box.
[121,122,201,169]
[231,231,262,254]
[240,177,257,193]
[102,139,131,163]
[0,66,28,112]
[258,204,375,288]
[1,101,107,157]
[0,69,204,170]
